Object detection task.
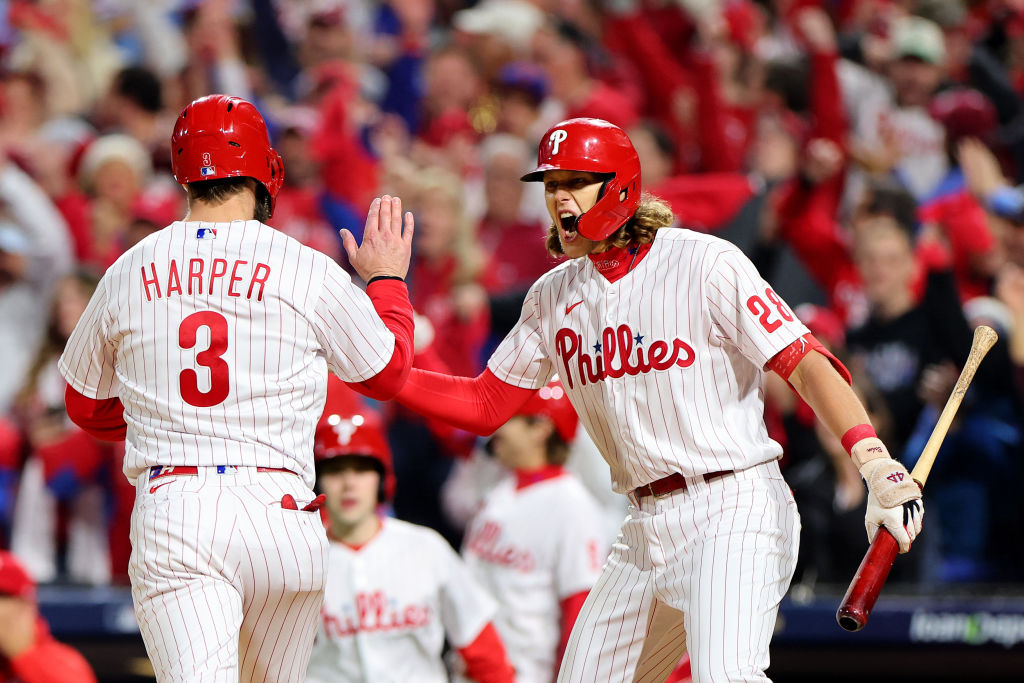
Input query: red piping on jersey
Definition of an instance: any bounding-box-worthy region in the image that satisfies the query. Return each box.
[587,241,652,282]
[514,465,566,490]
[64,385,127,441]
[395,368,535,436]
[457,622,516,683]
[347,279,415,401]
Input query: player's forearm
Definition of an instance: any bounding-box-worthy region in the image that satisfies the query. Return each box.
[788,351,870,442]
[352,278,415,400]
[395,368,533,436]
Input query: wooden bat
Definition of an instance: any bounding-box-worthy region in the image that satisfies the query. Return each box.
[835,325,999,632]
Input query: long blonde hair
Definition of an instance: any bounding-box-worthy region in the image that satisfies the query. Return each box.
[545,192,675,257]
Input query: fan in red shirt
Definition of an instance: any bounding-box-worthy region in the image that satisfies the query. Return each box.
[0,552,96,683]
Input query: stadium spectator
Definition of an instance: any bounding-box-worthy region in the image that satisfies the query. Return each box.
[0,551,96,682]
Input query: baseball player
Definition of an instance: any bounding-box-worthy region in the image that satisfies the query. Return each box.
[306,377,515,683]
[461,379,606,683]
[57,94,416,682]
[392,118,924,681]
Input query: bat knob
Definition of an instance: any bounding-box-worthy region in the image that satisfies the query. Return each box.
[836,606,866,632]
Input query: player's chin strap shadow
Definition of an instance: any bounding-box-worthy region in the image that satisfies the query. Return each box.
[280,493,326,511]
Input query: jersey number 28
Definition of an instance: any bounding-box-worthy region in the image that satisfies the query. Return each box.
[179,311,230,407]
[746,287,793,333]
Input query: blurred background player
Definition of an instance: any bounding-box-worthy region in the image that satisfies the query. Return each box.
[57,94,416,682]
[0,550,95,682]
[307,377,515,683]
[460,379,607,683]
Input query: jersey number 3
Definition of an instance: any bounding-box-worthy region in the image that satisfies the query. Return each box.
[746,287,793,333]
[179,311,230,407]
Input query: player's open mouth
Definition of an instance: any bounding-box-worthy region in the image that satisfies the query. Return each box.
[559,212,579,242]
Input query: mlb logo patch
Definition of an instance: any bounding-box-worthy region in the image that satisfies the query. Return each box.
[200,165,216,177]
[196,227,217,240]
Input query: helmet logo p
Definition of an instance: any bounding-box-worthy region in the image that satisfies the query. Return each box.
[549,129,568,155]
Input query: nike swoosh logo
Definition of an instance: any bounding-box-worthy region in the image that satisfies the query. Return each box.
[565,300,584,315]
[149,482,174,494]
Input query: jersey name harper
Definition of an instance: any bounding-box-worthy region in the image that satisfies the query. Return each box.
[555,324,695,388]
[140,258,271,302]
[321,590,432,638]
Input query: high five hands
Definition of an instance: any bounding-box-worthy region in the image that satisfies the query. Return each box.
[341,195,415,283]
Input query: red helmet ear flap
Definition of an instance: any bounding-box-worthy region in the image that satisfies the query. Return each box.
[521,118,641,241]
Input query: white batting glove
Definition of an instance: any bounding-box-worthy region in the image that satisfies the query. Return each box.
[859,457,924,554]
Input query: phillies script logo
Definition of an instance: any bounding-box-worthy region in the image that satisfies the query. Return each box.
[466,521,536,573]
[555,325,695,389]
[321,591,432,638]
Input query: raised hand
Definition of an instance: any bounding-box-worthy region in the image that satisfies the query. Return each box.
[341,195,415,283]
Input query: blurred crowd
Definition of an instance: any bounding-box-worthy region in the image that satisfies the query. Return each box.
[0,0,1022,599]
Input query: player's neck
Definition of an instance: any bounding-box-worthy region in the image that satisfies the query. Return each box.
[331,512,382,548]
[185,194,257,223]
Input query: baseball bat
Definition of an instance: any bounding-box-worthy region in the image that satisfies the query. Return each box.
[835,325,999,632]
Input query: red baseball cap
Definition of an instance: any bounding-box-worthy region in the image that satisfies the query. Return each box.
[0,552,36,602]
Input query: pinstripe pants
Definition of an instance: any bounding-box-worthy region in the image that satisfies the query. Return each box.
[558,460,799,683]
[129,467,329,682]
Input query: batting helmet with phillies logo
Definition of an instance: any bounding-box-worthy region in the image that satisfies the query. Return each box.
[521,117,642,241]
[315,379,396,502]
[171,94,284,213]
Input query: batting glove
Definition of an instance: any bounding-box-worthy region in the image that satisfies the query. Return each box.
[860,458,924,554]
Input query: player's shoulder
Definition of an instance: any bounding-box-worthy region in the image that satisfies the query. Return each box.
[529,257,581,296]
[103,222,179,275]
[540,473,601,509]
[383,517,454,552]
[655,226,740,256]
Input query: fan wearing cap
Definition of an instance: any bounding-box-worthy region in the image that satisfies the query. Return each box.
[57,94,415,682]
[461,380,605,683]
[0,551,96,683]
[307,378,514,683]
[392,117,922,681]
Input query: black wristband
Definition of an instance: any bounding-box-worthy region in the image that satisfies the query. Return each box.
[367,275,405,285]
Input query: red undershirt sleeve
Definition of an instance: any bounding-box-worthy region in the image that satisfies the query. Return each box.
[558,590,590,672]
[347,279,415,400]
[457,622,516,683]
[395,368,536,436]
[64,385,127,442]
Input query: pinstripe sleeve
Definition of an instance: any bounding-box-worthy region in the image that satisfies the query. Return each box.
[486,284,555,389]
[310,260,395,383]
[704,246,809,368]
[58,275,121,399]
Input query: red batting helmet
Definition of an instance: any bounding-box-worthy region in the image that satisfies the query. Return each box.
[315,406,396,502]
[517,380,578,443]
[171,94,284,214]
[521,118,642,241]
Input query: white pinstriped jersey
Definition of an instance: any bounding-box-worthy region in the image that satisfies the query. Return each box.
[58,220,395,489]
[462,473,606,683]
[487,229,809,493]
[307,518,497,683]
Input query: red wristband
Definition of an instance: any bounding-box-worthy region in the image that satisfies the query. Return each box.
[841,424,877,455]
